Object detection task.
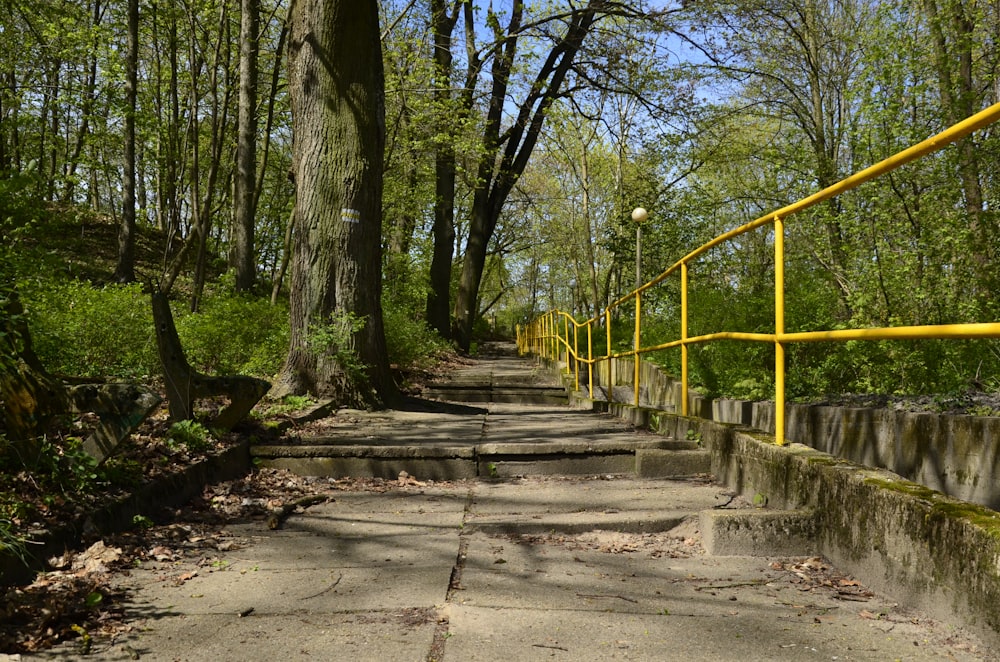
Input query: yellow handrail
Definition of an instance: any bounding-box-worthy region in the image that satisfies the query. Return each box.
[520,101,1000,445]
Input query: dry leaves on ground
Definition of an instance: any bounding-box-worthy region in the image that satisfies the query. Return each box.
[769,556,875,601]
[505,517,704,559]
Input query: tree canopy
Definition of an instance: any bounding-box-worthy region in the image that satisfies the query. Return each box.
[1,0,999,400]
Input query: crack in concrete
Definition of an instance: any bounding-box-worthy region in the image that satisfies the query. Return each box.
[429,485,476,661]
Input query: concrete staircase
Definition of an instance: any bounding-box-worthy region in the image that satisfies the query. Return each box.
[420,378,569,406]
[251,347,711,481]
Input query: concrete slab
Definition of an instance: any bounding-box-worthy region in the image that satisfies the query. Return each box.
[449,531,988,661]
[21,348,997,661]
[32,611,438,661]
[469,508,691,535]
[444,601,982,662]
[272,413,486,446]
[25,475,992,662]
[468,478,725,516]
[214,525,462,571]
[119,563,451,614]
[321,488,471,513]
[257,456,478,480]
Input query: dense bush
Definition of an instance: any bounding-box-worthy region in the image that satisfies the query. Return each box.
[21,280,290,381]
[25,280,158,379]
[381,260,450,370]
[382,294,449,369]
[21,273,449,384]
[175,294,289,378]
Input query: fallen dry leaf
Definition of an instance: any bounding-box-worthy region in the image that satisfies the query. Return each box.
[72,541,122,575]
[149,545,175,561]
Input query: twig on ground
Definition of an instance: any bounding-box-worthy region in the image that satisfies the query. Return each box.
[267,494,331,530]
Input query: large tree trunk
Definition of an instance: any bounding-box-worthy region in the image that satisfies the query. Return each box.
[0,293,68,446]
[273,0,397,407]
[232,0,260,292]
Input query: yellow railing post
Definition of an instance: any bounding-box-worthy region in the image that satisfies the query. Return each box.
[553,312,558,361]
[774,215,786,446]
[605,308,612,403]
[544,312,549,360]
[634,292,641,406]
[573,319,579,385]
[681,262,689,417]
[541,314,546,359]
[587,320,594,399]
[554,312,559,363]
[563,314,570,373]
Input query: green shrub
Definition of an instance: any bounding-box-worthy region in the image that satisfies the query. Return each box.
[6,435,101,498]
[382,296,449,370]
[307,309,367,378]
[166,420,213,452]
[22,279,289,382]
[175,294,289,378]
[379,262,450,370]
[24,280,157,379]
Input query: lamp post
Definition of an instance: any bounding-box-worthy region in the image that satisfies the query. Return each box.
[631,207,648,291]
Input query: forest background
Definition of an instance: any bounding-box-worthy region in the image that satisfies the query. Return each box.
[2,0,1000,407]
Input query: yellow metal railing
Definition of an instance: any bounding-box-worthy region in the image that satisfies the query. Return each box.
[517,100,1000,446]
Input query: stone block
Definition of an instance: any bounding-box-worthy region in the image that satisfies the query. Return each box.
[636,449,710,477]
[700,508,818,557]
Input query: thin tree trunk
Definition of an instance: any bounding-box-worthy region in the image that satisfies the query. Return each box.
[232,0,260,292]
[453,1,600,351]
[580,146,600,320]
[113,0,139,283]
[62,0,103,204]
[254,19,289,214]
[190,0,234,311]
[924,0,986,240]
[425,0,461,337]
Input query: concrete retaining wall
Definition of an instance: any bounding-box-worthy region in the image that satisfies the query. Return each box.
[570,357,1000,645]
[583,357,712,419]
[765,402,1000,511]
[585,356,1000,510]
[580,388,1000,645]
[703,420,1000,648]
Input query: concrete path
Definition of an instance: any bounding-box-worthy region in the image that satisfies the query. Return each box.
[25,348,996,661]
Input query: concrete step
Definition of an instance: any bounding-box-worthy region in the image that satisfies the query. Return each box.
[636,448,712,478]
[421,384,568,405]
[252,438,705,481]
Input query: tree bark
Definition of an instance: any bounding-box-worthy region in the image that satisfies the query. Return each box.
[273,0,397,407]
[425,0,461,338]
[452,1,600,351]
[113,0,139,284]
[232,0,260,292]
[271,203,294,305]
[0,292,67,445]
[923,0,987,244]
